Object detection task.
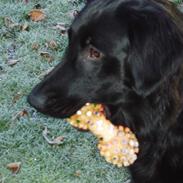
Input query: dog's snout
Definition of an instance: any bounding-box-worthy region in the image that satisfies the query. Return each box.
[27,93,47,111]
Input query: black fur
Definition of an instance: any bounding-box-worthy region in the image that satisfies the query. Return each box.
[28,0,183,182]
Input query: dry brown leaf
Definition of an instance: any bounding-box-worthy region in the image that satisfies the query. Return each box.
[7,162,21,174]
[32,43,40,50]
[52,136,65,144]
[52,23,68,35]
[4,17,14,27]
[52,23,66,30]
[40,51,50,57]
[42,126,64,145]
[7,59,19,66]
[21,23,29,31]
[28,9,46,22]
[12,92,22,103]
[19,110,29,117]
[4,17,29,32]
[12,109,29,120]
[74,170,81,177]
[40,51,54,63]
[67,10,79,19]
[48,40,58,50]
[4,17,20,29]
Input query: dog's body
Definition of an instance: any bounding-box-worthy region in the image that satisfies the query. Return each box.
[28,0,183,182]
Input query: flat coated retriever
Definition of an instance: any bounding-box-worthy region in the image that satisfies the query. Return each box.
[28,0,183,182]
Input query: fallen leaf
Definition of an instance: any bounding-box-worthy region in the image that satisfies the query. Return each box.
[32,43,40,50]
[52,22,66,30]
[7,59,19,66]
[19,109,29,117]
[52,23,68,35]
[12,109,29,120]
[12,92,22,103]
[4,17,14,28]
[40,51,54,63]
[28,9,46,22]
[7,162,21,174]
[21,23,29,31]
[48,40,58,50]
[52,136,65,144]
[4,17,20,30]
[40,51,50,57]
[42,126,64,145]
[74,170,81,177]
[67,10,79,19]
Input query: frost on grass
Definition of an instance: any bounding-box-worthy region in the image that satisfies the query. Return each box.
[0,0,130,183]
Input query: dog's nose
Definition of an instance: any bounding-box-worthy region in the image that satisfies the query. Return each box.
[27,93,47,111]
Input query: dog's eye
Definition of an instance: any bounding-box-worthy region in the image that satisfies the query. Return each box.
[88,46,102,60]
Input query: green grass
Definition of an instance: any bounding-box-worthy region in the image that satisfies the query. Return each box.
[0,0,182,183]
[0,1,129,183]
[174,0,183,4]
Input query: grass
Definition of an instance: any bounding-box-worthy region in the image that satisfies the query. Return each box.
[174,0,183,4]
[0,0,182,183]
[0,1,129,183]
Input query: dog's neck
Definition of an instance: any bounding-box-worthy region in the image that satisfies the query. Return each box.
[108,67,183,143]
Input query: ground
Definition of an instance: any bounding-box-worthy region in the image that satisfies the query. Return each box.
[0,0,182,183]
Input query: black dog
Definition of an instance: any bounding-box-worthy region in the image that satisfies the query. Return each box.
[28,0,183,182]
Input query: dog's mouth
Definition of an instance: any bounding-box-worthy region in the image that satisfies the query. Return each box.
[28,93,86,118]
[54,103,86,118]
[47,102,111,119]
[28,91,112,120]
[40,101,86,119]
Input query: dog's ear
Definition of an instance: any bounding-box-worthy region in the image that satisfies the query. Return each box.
[116,1,183,97]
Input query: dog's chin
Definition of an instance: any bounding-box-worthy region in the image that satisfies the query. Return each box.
[42,111,76,119]
[33,101,114,123]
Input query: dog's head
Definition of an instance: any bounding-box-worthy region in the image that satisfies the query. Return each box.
[28,0,183,121]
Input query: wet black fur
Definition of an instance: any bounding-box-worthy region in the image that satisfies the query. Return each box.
[28,0,183,182]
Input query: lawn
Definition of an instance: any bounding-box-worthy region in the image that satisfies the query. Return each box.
[0,0,182,183]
